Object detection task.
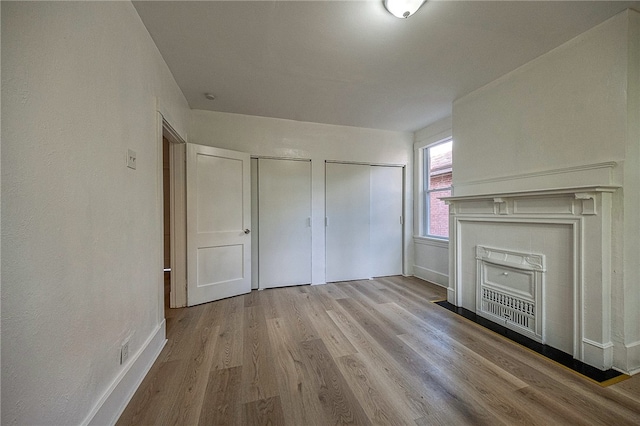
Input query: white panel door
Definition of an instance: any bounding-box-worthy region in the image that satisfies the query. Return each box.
[370,165,403,277]
[258,159,312,289]
[186,144,251,306]
[325,162,371,282]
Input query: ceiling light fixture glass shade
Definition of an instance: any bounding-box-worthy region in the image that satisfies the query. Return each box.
[384,0,426,19]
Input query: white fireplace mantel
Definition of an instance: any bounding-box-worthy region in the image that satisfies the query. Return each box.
[443,185,619,214]
[443,185,620,371]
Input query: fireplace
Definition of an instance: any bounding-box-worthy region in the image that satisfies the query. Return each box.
[444,186,618,370]
[476,245,545,342]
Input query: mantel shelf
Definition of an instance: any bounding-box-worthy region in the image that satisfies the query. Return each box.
[442,185,620,203]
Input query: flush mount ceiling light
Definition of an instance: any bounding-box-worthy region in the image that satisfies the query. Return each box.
[204,93,216,101]
[384,0,426,19]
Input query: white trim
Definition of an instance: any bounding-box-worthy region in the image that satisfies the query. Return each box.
[457,162,616,187]
[156,113,166,324]
[447,286,456,302]
[626,338,640,375]
[583,338,614,349]
[583,338,614,369]
[414,129,452,150]
[626,339,640,350]
[169,142,187,308]
[444,184,619,202]
[453,162,618,196]
[84,321,167,426]
[618,340,640,375]
[418,138,453,239]
[414,236,449,249]
[413,121,452,242]
[413,266,448,287]
[157,110,188,309]
[414,116,452,148]
[155,97,187,143]
[325,159,406,168]
[627,366,640,376]
[162,119,185,146]
[251,155,311,162]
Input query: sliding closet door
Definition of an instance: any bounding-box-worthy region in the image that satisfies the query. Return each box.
[370,165,403,277]
[258,158,312,289]
[325,162,371,282]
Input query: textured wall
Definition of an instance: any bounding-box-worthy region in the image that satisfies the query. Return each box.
[1,2,189,424]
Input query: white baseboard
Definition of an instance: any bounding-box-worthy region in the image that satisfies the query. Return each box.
[626,366,640,376]
[623,340,640,375]
[84,320,167,426]
[613,339,640,375]
[413,265,448,287]
[582,338,614,370]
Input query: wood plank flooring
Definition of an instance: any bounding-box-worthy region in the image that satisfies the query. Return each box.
[117,276,640,425]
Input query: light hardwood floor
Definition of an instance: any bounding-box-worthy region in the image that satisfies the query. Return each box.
[118,276,640,425]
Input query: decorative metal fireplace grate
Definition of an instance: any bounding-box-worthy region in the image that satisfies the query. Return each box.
[481,287,535,330]
[476,246,546,342]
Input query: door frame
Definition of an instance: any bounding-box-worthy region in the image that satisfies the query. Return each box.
[156,112,187,310]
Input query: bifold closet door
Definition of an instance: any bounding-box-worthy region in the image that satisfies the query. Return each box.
[370,165,403,277]
[326,162,403,282]
[258,158,312,289]
[325,162,371,282]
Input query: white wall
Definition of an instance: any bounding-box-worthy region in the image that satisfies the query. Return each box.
[189,110,414,284]
[621,9,640,374]
[412,117,451,287]
[0,2,3,422]
[2,2,190,424]
[451,9,640,374]
[452,11,630,194]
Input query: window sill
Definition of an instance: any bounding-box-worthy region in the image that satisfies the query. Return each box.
[413,236,449,249]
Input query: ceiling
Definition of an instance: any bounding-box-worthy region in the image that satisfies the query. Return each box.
[133,1,640,132]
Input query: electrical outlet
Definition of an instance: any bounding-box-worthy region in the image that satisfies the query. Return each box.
[127,149,137,170]
[120,341,129,365]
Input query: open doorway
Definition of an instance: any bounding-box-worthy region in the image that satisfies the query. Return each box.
[162,135,171,308]
[161,118,187,311]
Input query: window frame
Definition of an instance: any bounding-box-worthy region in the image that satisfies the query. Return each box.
[421,137,452,240]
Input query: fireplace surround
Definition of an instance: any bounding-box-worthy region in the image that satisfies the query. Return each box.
[444,185,619,371]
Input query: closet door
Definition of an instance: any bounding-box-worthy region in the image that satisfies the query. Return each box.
[258,159,312,288]
[370,165,403,277]
[325,162,371,282]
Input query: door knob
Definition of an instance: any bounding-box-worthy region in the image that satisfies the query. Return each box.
[244,229,251,234]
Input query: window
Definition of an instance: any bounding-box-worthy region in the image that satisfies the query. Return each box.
[423,139,452,239]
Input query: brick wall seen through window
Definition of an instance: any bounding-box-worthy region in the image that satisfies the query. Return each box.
[424,139,452,239]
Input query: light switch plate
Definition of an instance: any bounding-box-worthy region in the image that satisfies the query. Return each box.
[127,149,136,170]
